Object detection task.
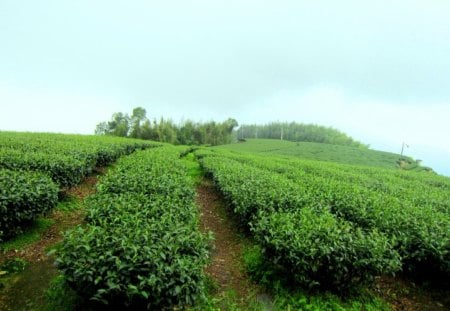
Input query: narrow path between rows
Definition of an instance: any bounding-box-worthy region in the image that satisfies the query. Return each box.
[196,177,262,309]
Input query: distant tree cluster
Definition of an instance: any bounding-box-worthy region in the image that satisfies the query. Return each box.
[95,107,238,146]
[237,122,368,148]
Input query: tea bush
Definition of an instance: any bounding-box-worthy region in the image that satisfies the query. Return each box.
[57,147,209,308]
[0,168,58,241]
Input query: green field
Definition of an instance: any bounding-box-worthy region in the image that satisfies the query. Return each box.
[219,138,429,171]
[1,131,449,310]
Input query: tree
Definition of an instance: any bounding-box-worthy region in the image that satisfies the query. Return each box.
[129,107,147,139]
[94,107,239,146]
[236,122,367,148]
[107,112,130,137]
[95,122,108,135]
[178,120,196,145]
[140,119,154,140]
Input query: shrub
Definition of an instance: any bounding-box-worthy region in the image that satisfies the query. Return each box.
[252,208,401,291]
[57,147,209,308]
[0,168,58,241]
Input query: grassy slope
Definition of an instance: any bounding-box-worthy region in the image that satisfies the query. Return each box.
[219,139,417,170]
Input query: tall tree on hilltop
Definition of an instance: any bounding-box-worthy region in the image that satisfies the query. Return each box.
[129,107,148,139]
[108,112,130,137]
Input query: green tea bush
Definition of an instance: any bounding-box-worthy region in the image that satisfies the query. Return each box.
[252,208,401,290]
[57,147,209,309]
[0,168,58,240]
[0,131,159,187]
[96,148,195,199]
[0,149,88,187]
[58,211,208,307]
[85,193,197,227]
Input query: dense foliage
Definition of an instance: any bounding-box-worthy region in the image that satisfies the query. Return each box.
[197,148,450,290]
[57,147,209,309]
[0,131,160,187]
[0,168,58,241]
[0,131,160,241]
[198,153,400,290]
[238,122,368,147]
[95,106,239,146]
[253,209,400,289]
[216,150,450,276]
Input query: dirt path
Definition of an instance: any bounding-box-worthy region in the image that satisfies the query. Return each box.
[196,178,262,308]
[0,171,102,311]
[376,276,449,311]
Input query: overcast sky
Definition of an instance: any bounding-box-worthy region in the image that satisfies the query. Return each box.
[1,0,449,175]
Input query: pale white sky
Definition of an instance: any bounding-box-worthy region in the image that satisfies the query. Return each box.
[1,1,449,175]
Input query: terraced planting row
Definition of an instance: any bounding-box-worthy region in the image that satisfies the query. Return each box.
[209,148,450,214]
[198,154,400,291]
[0,132,159,241]
[56,147,209,309]
[197,149,450,291]
[0,132,160,186]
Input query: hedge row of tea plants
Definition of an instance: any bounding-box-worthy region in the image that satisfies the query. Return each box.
[0,131,162,241]
[0,149,89,187]
[0,168,59,241]
[216,148,450,214]
[57,147,209,309]
[280,166,449,276]
[198,154,400,291]
[207,149,450,278]
[0,131,160,187]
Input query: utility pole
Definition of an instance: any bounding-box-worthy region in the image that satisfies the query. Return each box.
[400,142,409,159]
[280,127,283,140]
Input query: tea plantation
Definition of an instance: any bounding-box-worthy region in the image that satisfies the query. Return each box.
[0,131,159,241]
[197,148,450,289]
[1,132,449,309]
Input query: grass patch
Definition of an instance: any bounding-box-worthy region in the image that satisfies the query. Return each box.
[0,257,28,274]
[0,218,55,252]
[181,152,203,185]
[55,196,83,212]
[193,288,263,311]
[40,274,82,311]
[272,289,390,311]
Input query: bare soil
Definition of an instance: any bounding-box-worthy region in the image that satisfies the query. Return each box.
[64,175,98,200]
[375,276,449,311]
[196,178,261,306]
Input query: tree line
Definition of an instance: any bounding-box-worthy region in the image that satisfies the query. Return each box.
[95,108,367,148]
[237,122,368,148]
[95,107,238,146]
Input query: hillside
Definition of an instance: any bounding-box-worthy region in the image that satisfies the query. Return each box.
[218,139,428,170]
[1,131,448,310]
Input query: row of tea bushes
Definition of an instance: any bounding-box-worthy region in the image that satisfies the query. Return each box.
[0,168,59,241]
[57,147,209,309]
[0,131,161,187]
[199,154,400,291]
[209,149,450,277]
[0,131,161,242]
